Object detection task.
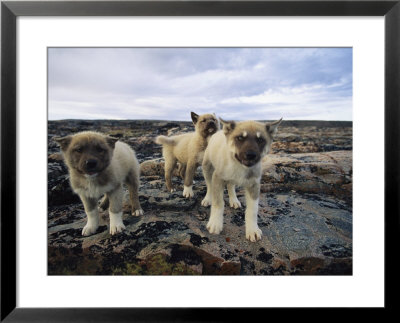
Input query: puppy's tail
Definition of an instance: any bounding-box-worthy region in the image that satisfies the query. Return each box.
[155,135,176,146]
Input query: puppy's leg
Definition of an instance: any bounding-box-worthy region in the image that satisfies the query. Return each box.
[108,185,126,235]
[178,163,186,179]
[201,157,214,207]
[206,173,225,234]
[126,169,144,217]
[244,182,262,242]
[99,194,109,211]
[183,158,197,198]
[164,150,177,192]
[80,195,99,236]
[227,183,241,209]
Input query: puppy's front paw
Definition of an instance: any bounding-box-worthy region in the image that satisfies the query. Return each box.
[132,209,144,216]
[207,218,223,235]
[109,211,125,235]
[229,198,242,209]
[166,185,176,193]
[246,226,262,242]
[110,222,126,235]
[183,185,194,198]
[201,194,212,207]
[82,223,99,236]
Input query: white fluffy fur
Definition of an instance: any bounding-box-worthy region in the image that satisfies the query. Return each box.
[109,211,126,235]
[73,142,137,200]
[201,119,282,242]
[82,209,99,236]
[58,132,143,237]
[204,131,262,187]
[183,185,194,198]
[244,193,262,242]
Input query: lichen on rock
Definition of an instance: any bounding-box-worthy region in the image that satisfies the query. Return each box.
[48,120,352,275]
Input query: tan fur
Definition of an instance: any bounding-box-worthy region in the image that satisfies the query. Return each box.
[54,131,143,236]
[155,112,220,197]
[202,118,282,242]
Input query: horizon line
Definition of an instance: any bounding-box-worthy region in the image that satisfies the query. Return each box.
[48,118,353,122]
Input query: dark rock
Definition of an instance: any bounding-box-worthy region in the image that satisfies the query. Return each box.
[48,120,352,275]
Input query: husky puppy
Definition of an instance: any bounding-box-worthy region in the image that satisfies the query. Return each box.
[155,112,219,198]
[201,118,282,242]
[54,131,143,236]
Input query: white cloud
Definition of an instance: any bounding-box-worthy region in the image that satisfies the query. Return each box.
[48,48,352,121]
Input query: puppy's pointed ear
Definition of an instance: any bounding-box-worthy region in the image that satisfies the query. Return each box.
[220,118,236,135]
[106,136,119,149]
[214,113,221,130]
[191,112,199,125]
[266,118,282,136]
[54,135,72,151]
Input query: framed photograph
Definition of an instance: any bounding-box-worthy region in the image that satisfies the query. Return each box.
[1,0,398,321]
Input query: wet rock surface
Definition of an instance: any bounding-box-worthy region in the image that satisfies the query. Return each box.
[48,120,352,275]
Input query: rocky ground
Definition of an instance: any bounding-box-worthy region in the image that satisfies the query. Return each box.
[48,119,352,275]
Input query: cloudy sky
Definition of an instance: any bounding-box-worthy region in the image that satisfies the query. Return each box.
[48,47,352,121]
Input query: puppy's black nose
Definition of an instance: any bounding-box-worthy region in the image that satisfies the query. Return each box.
[245,151,257,160]
[86,159,97,170]
[208,120,215,127]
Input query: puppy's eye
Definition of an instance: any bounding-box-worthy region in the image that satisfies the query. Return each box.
[201,120,206,123]
[236,136,244,141]
[74,147,82,153]
[96,146,105,153]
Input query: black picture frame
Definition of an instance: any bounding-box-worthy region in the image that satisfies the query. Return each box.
[1,0,398,321]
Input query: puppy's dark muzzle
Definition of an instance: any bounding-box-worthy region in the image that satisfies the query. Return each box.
[85,159,98,173]
[206,121,217,134]
[245,151,257,161]
[235,151,260,167]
